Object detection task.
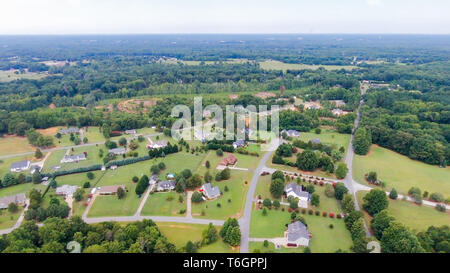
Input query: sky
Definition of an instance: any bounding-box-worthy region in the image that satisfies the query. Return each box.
[0,0,449,34]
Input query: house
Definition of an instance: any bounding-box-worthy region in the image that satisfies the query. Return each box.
[311,138,321,144]
[109,147,126,155]
[149,175,159,185]
[281,129,300,138]
[0,193,27,209]
[147,140,168,149]
[156,180,176,192]
[232,139,245,149]
[97,185,126,195]
[124,129,137,134]
[60,153,86,163]
[55,185,78,196]
[284,182,309,208]
[284,221,310,247]
[59,127,80,135]
[30,165,41,174]
[10,160,31,172]
[201,183,221,200]
[219,153,238,166]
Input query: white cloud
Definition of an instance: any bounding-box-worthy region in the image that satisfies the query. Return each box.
[366,0,382,6]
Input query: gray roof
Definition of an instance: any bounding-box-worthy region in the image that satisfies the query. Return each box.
[311,138,321,144]
[287,221,309,242]
[282,129,300,136]
[109,147,126,154]
[10,160,30,170]
[233,139,245,147]
[150,175,159,181]
[285,183,309,199]
[59,127,79,134]
[203,183,221,198]
[157,180,176,190]
[154,140,168,147]
[62,153,86,162]
[125,129,137,134]
[0,193,26,209]
[55,185,78,196]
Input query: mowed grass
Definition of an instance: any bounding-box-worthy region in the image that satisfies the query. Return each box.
[0,135,35,155]
[298,129,350,156]
[249,241,307,253]
[259,60,357,72]
[83,127,106,143]
[354,145,450,196]
[0,70,47,82]
[250,208,352,253]
[141,192,186,216]
[356,191,450,233]
[0,183,46,198]
[192,170,252,219]
[156,222,236,253]
[42,145,104,173]
[0,154,43,178]
[88,188,140,217]
[0,207,23,229]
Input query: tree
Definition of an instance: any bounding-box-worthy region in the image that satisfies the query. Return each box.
[262,207,268,216]
[216,149,223,156]
[202,223,218,245]
[296,150,319,171]
[335,162,348,179]
[86,172,95,180]
[181,169,192,179]
[311,193,320,207]
[429,192,445,202]
[334,183,348,200]
[351,218,366,241]
[271,170,285,181]
[158,162,166,170]
[273,200,280,209]
[2,173,16,187]
[185,241,197,253]
[150,165,160,175]
[117,187,126,199]
[305,184,315,194]
[118,137,127,146]
[83,182,91,188]
[74,189,85,202]
[135,175,149,195]
[32,172,42,184]
[204,171,212,183]
[367,171,377,183]
[389,188,398,200]
[270,178,284,198]
[175,178,186,193]
[35,148,43,159]
[186,174,202,189]
[381,222,425,253]
[353,127,371,155]
[363,189,389,216]
[370,210,394,240]
[342,194,355,213]
[344,211,363,230]
[205,160,210,169]
[325,184,334,197]
[192,192,203,203]
[8,202,18,213]
[263,199,272,208]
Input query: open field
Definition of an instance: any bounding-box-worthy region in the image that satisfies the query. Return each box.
[250,208,352,252]
[356,191,450,233]
[192,170,252,219]
[259,60,357,72]
[88,188,140,217]
[0,70,48,82]
[0,183,46,198]
[156,222,236,253]
[0,135,35,155]
[42,145,104,173]
[0,207,23,229]
[354,145,450,196]
[141,192,186,216]
[298,129,350,154]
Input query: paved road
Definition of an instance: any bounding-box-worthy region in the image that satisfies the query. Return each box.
[239,148,275,253]
[134,184,155,216]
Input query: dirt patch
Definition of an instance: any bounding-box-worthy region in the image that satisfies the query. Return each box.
[36,127,59,136]
[254,92,276,99]
[117,99,159,114]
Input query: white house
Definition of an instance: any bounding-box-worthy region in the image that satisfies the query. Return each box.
[60,153,86,163]
[284,182,309,208]
[285,221,310,247]
[10,160,31,172]
[55,185,78,196]
[147,140,168,149]
[109,147,126,155]
[281,129,300,138]
[59,127,80,135]
[156,180,176,192]
[124,129,137,134]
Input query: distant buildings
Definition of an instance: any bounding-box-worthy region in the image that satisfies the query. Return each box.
[55,185,78,196]
[284,182,309,208]
[219,154,238,166]
[97,185,126,195]
[285,221,310,247]
[60,153,86,163]
[311,138,321,145]
[0,193,26,209]
[108,147,126,155]
[124,129,137,134]
[147,140,168,149]
[10,160,31,172]
[281,129,300,138]
[59,127,80,135]
[201,183,221,200]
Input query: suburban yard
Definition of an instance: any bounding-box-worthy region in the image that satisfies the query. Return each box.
[250,208,353,253]
[141,192,186,216]
[0,154,43,178]
[156,222,236,253]
[0,207,23,229]
[298,129,350,155]
[192,170,251,219]
[354,145,450,196]
[356,191,450,233]
[88,187,140,217]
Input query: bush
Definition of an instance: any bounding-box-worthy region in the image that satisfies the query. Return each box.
[86,172,95,180]
[322,212,328,217]
[329,212,335,218]
[83,182,90,188]
[308,209,314,215]
[435,204,446,212]
[429,192,445,203]
[315,211,320,216]
[329,224,334,229]
[192,192,203,203]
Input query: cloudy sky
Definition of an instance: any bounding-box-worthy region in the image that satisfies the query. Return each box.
[0,0,448,34]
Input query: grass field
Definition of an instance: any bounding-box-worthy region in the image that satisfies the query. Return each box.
[0,135,35,155]
[0,70,48,82]
[0,183,46,198]
[141,192,186,216]
[249,242,308,253]
[259,60,357,72]
[156,222,236,253]
[88,188,140,217]
[356,191,450,233]
[250,208,352,252]
[0,154,43,178]
[298,129,350,155]
[0,207,23,229]
[354,145,450,196]
[42,145,104,173]
[83,127,106,143]
[192,170,252,219]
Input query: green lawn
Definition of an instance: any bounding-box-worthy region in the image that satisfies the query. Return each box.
[0,183,46,198]
[259,60,356,72]
[0,70,47,82]
[0,207,23,229]
[83,127,106,143]
[192,170,251,219]
[250,242,307,253]
[250,208,352,252]
[156,222,236,253]
[356,191,450,233]
[0,136,34,155]
[298,129,350,155]
[88,189,140,217]
[354,145,450,196]
[42,145,104,173]
[0,154,43,178]
[141,192,186,216]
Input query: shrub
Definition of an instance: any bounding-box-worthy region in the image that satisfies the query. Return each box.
[315,211,320,216]
[322,212,328,217]
[329,224,334,229]
[308,209,314,215]
[83,182,90,188]
[301,209,306,214]
[429,192,445,203]
[192,192,203,203]
[329,212,335,218]
[435,204,446,212]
